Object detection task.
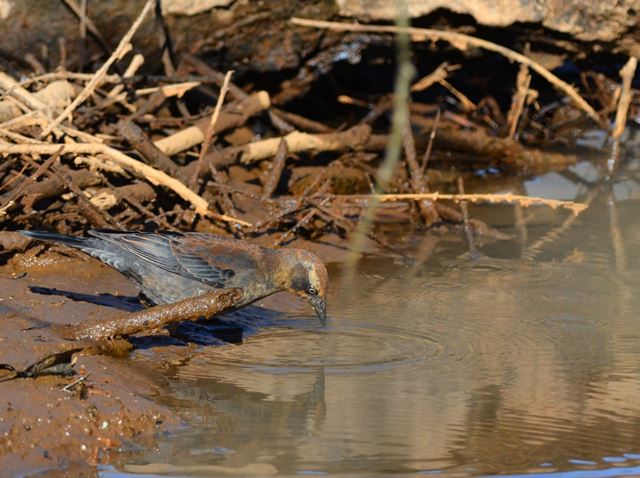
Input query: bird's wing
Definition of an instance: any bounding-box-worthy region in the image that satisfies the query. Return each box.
[88,231,248,288]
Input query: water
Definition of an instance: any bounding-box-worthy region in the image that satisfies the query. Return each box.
[109,150,640,477]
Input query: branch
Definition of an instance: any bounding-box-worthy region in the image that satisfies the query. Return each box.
[333,192,588,215]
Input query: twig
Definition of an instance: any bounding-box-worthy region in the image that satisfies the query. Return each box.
[18,169,100,211]
[612,57,637,139]
[274,207,317,247]
[420,107,439,175]
[61,0,110,53]
[41,0,154,137]
[439,79,476,112]
[506,52,531,139]
[0,72,50,113]
[291,17,604,126]
[190,124,372,173]
[0,199,13,218]
[334,192,588,215]
[411,62,456,92]
[46,162,119,228]
[190,70,234,187]
[402,117,438,225]
[65,289,243,340]
[0,146,65,213]
[271,108,333,133]
[61,373,90,392]
[0,163,28,192]
[118,119,184,180]
[262,138,288,199]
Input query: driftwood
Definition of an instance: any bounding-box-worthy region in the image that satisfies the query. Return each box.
[0,288,243,381]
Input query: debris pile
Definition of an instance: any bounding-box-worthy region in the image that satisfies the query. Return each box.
[0,1,632,255]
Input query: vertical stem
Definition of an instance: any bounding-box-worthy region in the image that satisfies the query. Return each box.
[342,0,414,292]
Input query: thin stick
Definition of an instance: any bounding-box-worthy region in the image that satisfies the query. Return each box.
[41,0,154,137]
[420,107,439,175]
[46,162,119,228]
[190,70,234,187]
[0,200,13,218]
[0,73,50,113]
[402,117,438,225]
[262,138,288,199]
[506,54,531,139]
[61,0,110,53]
[411,62,455,92]
[612,56,637,139]
[61,373,90,392]
[291,17,604,126]
[2,146,64,206]
[334,192,588,215]
[439,79,476,112]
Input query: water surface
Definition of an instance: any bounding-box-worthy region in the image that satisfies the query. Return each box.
[109,153,640,477]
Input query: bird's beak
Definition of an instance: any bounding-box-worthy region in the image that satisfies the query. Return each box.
[308,295,327,326]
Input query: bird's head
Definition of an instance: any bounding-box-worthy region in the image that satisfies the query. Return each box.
[280,249,328,326]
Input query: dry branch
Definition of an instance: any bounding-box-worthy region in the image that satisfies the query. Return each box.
[506,58,531,139]
[66,288,243,340]
[0,72,50,113]
[334,192,587,215]
[262,138,288,199]
[612,56,638,139]
[190,70,233,186]
[118,120,184,179]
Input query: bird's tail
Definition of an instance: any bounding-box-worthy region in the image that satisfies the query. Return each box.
[20,230,97,252]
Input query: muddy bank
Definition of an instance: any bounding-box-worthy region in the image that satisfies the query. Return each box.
[0,251,180,475]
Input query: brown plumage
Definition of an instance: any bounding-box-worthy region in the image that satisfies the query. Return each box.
[20,230,328,325]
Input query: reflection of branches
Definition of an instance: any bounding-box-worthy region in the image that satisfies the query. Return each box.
[606,187,627,274]
[524,186,600,261]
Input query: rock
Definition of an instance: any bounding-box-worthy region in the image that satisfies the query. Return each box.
[336,0,640,45]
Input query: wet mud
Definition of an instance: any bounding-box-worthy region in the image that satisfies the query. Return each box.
[0,252,176,475]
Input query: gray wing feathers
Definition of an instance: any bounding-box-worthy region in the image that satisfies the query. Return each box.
[88,231,234,288]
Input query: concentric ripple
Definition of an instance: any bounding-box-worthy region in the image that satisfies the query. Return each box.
[178,321,442,378]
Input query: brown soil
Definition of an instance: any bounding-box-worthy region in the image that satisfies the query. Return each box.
[0,251,176,475]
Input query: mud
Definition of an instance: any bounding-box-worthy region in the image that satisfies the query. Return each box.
[0,251,178,475]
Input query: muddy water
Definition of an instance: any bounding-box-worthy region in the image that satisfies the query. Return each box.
[111,160,640,477]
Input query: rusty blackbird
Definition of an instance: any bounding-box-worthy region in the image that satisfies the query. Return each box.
[20,230,328,325]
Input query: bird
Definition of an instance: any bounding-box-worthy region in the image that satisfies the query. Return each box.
[20,230,328,325]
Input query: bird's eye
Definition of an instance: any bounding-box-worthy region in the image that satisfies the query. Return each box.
[308,287,317,295]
